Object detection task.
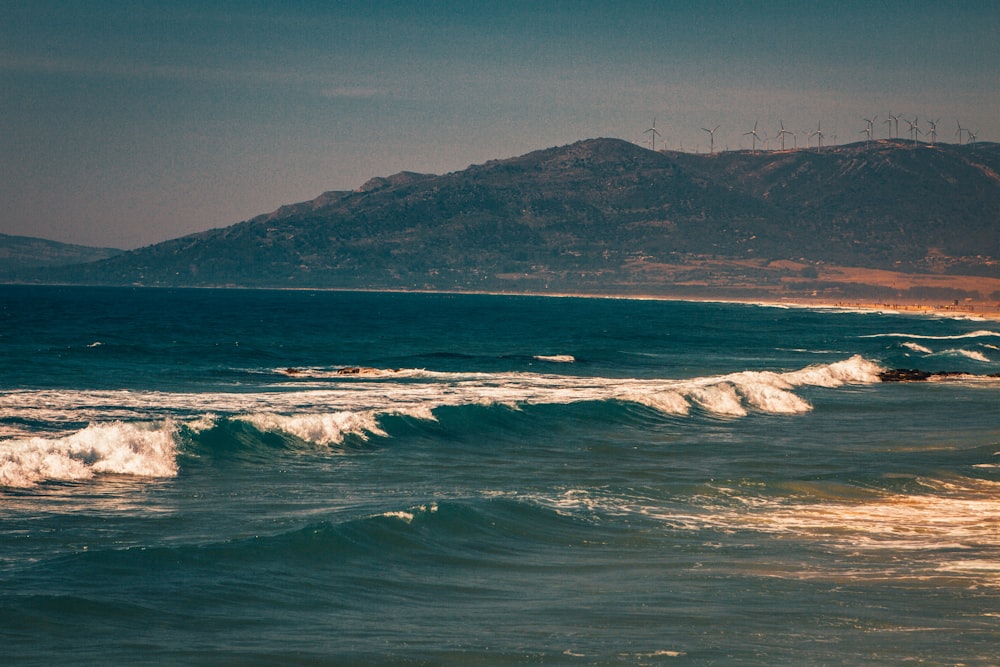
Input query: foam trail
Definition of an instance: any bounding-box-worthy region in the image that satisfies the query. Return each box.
[534,355,575,363]
[936,349,990,362]
[622,390,691,415]
[862,330,1000,340]
[0,356,882,446]
[734,375,812,414]
[902,342,933,354]
[688,384,747,417]
[0,422,178,488]
[243,411,386,446]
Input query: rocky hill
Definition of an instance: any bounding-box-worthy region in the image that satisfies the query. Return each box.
[15,138,1000,302]
[0,234,122,275]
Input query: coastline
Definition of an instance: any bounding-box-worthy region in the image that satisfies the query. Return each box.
[5,281,999,320]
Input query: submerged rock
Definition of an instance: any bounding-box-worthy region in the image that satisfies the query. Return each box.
[879,368,1000,382]
[336,366,397,375]
[878,369,933,382]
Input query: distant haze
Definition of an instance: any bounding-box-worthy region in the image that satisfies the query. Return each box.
[2,1,997,249]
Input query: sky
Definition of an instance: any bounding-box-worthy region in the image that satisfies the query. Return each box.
[2,1,998,249]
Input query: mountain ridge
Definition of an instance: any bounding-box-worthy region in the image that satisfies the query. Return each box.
[0,233,122,275]
[10,137,1000,303]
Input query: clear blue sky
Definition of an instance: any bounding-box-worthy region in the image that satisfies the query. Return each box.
[2,1,998,249]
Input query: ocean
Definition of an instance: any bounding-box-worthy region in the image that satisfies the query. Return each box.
[1,285,998,665]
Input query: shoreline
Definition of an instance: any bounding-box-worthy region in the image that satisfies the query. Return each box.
[5,281,1000,320]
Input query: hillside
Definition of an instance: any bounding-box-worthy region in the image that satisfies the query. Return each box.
[0,234,122,275]
[15,138,1000,303]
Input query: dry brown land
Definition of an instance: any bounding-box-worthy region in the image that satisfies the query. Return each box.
[615,256,1000,318]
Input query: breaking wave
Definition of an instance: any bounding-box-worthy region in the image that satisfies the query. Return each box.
[1,356,883,487]
[0,422,178,488]
[862,330,1000,341]
[935,349,991,363]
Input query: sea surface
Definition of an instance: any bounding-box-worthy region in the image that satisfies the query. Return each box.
[1,285,998,665]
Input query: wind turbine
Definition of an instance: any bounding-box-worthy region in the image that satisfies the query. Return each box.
[860,118,874,148]
[885,113,900,139]
[955,120,967,145]
[863,115,878,142]
[643,118,662,151]
[927,118,939,145]
[904,117,921,145]
[643,117,663,151]
[810,121,824,149]
[743,120,761,152]
[776,120,793,151]
[701,124,721,154]
[968,128,979,151]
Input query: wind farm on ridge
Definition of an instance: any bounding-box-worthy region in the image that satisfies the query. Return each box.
[639,113,984,154]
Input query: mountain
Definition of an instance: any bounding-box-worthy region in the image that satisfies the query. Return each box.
[0,234,122,274]
[15,138,1000,302]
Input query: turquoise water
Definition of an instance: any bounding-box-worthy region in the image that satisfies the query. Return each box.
[1,286,998,665]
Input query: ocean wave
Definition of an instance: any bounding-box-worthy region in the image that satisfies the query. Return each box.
[0,422,178,488]
[533,354,575,363]
[901,341,933,354]
[700,477,1000,587]
[524,476,1000,587]
[1,356,886,485]
[242,411,388,446]
[932,349,991,363]
[862,330,1000,340]
[6,356,883,429]
[278,366,419,379]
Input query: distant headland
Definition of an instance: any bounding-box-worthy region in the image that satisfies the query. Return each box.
[4,137,999,315]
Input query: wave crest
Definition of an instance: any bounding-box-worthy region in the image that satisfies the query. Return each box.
[243,411,386,446]
[0,422,178,488]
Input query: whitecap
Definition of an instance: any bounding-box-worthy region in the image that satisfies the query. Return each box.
[533,354,575,363]
[622,390,691,415]
[861,330,1000,340]
[1,356,888,456]
[901,341,933,354]
[782,354,883,387]
[933,348,990,363]
[0,421,178,488]
[688,383,747,417]
[243,411,386,446]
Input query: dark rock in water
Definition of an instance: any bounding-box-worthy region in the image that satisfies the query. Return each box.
[879,369,932,382]
[879,369,1000,382]
[336,366,397,375]
[337,367,371,375]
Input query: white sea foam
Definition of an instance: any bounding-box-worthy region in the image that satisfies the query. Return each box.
[935,348,991,362]
[244,411,387,445]
[277,366,421,379]
[699,477,1000,587]
[533,354,575,363]
[782,354,882,387]
[734,376,812,414]
[623,390,691,415]
[688,383,747,417]
[0,422,178,488]
[1,356,887,488]
[861,329,1000,340]
[378,502,438,524]
[530,475,1000,587]
[1,356,886,453]
[902,341,933,354]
